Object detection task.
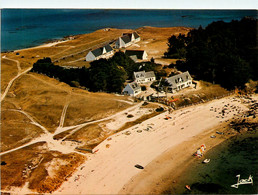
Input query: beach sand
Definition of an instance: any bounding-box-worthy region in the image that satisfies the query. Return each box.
[55,94,255,194]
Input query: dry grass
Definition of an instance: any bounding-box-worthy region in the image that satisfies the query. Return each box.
[7,74,69,132]
[2,71,131,133]
[1,110,44,152]
[128,26,192,59]
[64,123,108,147]
[173,81,229,108]
[64,95,130,126]
[27,151,85,193]
[53,130,73,140]
[116,110,164,133]
[1,142,47,190]
[1,59,18,93]
[1,142,85,193]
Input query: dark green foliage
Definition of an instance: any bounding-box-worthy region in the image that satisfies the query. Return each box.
[31,52,164,93]
[168,17,257,89]
[141,86,147,91]
[164,34,188,59]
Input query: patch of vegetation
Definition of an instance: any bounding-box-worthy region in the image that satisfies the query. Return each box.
[165,17,257,90]
[31,52,166,93]
[155,107,164,112]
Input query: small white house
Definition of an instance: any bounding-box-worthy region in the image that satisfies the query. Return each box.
[165,71,192,93]
[122,82,141,96]
[86,44,114,61]
[125,50,147,61]
[115,32,140,49]
[134,70,156,84]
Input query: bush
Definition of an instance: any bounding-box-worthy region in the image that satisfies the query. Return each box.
[141,86,147,91]
[156,107,164,112]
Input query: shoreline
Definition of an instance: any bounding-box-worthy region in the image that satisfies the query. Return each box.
[2,35,75,53]
[119,95,257,194]
[119,120,237,194]
[55,94,255,194]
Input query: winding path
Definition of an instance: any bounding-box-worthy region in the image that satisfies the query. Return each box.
[1,67,31,102]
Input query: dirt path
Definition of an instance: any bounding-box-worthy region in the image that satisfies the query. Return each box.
[8,109,49,134]
[1,67,31,102]
[2,56,21,73]
[0,102,141,156]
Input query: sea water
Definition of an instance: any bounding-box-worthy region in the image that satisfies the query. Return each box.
[1,9,257,52]
[163,130,258,194]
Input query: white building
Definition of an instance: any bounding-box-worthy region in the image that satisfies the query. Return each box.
[85,44,114,61]
[115,32,140,49]
[133,70,156,84]
[122,82,141,96]
[165,71,192,93]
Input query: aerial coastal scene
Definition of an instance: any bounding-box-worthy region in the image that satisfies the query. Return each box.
[1,6,258,195]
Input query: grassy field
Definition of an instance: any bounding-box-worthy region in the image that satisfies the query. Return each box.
[1,59,18,93]
[167,81,230,108]
[1,110,44,152]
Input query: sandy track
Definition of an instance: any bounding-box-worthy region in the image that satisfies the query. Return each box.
[56,95,251,194]
[1,67,31,102]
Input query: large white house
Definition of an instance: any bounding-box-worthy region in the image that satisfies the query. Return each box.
[133,70,156,84]
[125,50,148,61]
[85,44,114,61]
[115,32,140,49]
[165,71,192,93]
[122,82,141,96]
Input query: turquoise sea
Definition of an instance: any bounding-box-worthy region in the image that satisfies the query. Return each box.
[1,9,257,51]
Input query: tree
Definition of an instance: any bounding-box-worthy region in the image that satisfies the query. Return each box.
[167,17,256,90]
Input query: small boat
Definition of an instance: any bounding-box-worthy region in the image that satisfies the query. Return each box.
[202,159,210,164]
[210,135,216,138]
[185,185,191,190]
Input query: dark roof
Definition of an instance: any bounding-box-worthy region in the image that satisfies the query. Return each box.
[104,44,113,53]
[122,33,132,39]
[123,32,140,40]
[125,50,145,59]
[91,44,113,57]
[121,35,131,44]
[133,32,140,39]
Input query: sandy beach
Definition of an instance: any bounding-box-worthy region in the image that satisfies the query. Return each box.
[55,94,255,194]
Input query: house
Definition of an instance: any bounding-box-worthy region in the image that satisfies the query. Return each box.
[133,70,156,84]
[122,82,141,96]
[85,44,114,61]
[115,32,140,48]
[125,50,147,61]
[165,71,192,93]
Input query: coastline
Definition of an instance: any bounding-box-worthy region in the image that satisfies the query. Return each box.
[119,96,257,194]
[55,94,256,194]
[119,121,238,194]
